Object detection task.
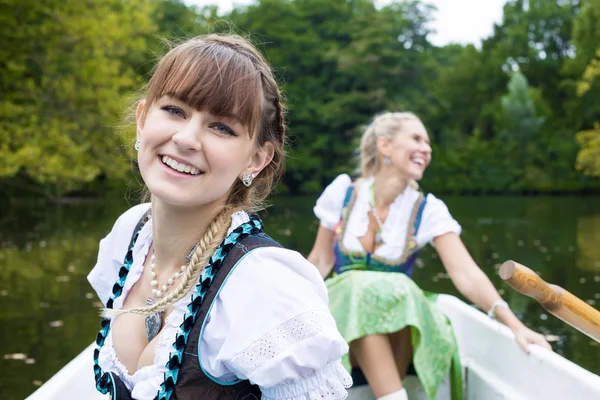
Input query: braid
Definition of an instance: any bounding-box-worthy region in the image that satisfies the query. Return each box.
[274,87,286,141]
[102,207,241,319]
[241,67,285,210]
[360,124,379,177]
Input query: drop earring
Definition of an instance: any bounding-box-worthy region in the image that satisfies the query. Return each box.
[383,156,391,165]
[134,139,141,151]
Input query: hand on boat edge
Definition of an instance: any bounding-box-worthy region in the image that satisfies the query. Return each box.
[512,324,552,354]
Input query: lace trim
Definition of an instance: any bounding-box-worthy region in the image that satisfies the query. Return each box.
[228,211,250,235]
[260,360,352,400]
[94,211,150,395]
[97,221,193,392]
[229,310,338,377]
[113,229,152,310]
[157,216,264,399]
[344,181,371,239]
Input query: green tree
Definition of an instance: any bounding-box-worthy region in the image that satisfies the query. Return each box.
[425,0,592,193]
[576,124,600,176]
[497,71,546,190]
[574,45,600,177]
[1,0,598,196]
[560,0,600,140]
[0,0,155,198]
[486,0,579,119]
[224,0,436,192]
[571,0,600,177]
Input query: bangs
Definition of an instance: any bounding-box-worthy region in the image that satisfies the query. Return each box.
[147,41,264,137]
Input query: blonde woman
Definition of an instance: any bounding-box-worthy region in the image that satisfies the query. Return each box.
[88,35,351,399]
[308,112,550,400]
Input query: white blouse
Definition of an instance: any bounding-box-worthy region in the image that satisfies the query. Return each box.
[88,203,352,399]
[314,174,462,258]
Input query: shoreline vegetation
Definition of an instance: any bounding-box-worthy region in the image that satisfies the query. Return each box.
[2,0,600,199]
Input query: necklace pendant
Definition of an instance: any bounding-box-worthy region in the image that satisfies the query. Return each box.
[145,297,162,342]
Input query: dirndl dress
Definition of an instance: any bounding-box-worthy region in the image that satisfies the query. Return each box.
[323,182,462,400]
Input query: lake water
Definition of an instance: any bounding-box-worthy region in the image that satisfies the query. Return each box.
[1,195,599,399]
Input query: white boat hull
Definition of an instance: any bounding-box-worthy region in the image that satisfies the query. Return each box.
[348,295,600,400]
[27,295,600,400]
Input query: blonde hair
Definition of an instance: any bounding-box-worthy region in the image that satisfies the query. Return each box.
[104,34,286,318]
[359,111,422,178]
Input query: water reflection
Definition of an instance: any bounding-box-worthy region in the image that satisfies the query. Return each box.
[577,213,600,273]
[0,196,599,399]
[0,198,129,399]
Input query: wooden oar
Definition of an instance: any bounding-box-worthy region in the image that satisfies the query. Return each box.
[500,260,600,343]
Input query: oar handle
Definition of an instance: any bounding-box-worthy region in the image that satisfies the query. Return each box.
[500,260,600,342]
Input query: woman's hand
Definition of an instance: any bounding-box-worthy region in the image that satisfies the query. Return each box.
[511,323,552,353]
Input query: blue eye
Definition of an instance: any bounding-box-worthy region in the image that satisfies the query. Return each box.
[161,105,186,118]
[212,123,237,137]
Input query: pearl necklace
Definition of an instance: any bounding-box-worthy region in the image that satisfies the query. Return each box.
[149,253,187,298]
[145,247,195,342]
[371,206,384,230]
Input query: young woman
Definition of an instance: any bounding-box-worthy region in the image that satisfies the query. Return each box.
[308,112,551,400]
[88,34,352,400]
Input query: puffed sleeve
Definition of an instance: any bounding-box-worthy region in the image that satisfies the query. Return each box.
[416,194,462,247]
[87,203,151,305]
[313,174,352,230]
[200,247,352,399]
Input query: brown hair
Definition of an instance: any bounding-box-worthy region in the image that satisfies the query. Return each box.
[140,34,286,211]
[104,34,286,318]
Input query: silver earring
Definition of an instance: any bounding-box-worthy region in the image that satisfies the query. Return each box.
[242,172,254,187]
[383,157,391,165]
[134,139,141,151]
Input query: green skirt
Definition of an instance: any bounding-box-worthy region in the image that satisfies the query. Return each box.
[326,270,462,400]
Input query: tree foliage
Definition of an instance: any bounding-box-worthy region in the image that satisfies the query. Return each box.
[0,0,155,196]
[1,0,599,197]
[572,0,600,177]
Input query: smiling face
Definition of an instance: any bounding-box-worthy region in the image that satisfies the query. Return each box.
[387,119,432,180]
[136,96,267,208]
[133,36,282,210]
[373,116,432,181]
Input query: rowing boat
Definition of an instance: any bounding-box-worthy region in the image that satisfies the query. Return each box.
[349,294,600,399]
[26,294,600,400]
